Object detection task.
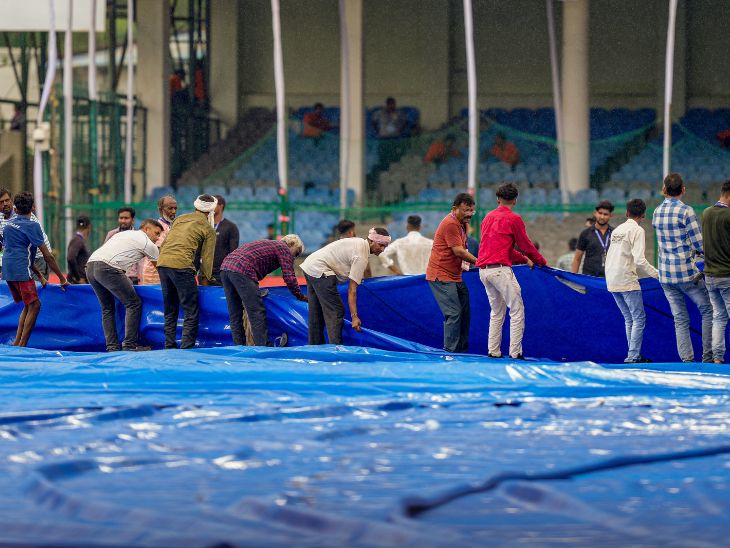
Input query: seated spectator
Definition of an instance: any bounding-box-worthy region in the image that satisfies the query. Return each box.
[371,97,406,139]
[10,103,24,131]
[556,238,578,271]
[372,98,408,173]
[423,134,461,165]
[485,133,520,169]
[717,129,730,148]
[302,103,332,141]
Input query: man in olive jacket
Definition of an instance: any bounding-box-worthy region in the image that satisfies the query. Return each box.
[157,194,217,349]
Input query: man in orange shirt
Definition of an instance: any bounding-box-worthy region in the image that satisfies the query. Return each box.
[423,134,461,165]
[426,193,478,352]
[485,133,520,169]
[303,103,332,142]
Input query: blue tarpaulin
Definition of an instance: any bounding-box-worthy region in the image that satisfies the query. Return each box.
[1,345,729,545]
[0,267,724,362]
[2,271,730,543]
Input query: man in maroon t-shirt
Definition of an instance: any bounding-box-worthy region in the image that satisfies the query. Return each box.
[426,193,478,352]
[477,183,546,359]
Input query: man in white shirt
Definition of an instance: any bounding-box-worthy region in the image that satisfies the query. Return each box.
[86,219,163,352]
[379,215,433,275]
[301,227,390,344]
[605,199,659,363]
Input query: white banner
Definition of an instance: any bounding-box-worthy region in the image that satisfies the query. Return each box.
[0,0,105,31]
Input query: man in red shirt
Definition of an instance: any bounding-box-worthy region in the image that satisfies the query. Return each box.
[476,183,546,359]
[426,193,478,352]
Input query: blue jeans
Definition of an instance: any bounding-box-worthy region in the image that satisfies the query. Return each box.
[705,276,730,363]
[428,280,470,353]
[661,280,713,362]
[612,290,646,362]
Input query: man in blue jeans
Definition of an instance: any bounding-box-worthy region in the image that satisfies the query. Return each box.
[605,199,658,363]
[652,173,713,362]
[702,179,730,364]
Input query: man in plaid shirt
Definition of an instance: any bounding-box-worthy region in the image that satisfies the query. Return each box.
[652,173,713,362]
[220,234,307,346]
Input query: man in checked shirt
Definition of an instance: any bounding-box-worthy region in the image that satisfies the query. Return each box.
[220,234,307,346]
[652,173,713,363]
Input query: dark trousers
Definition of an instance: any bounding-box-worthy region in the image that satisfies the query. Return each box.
[428,280,470,353]
[87,261,142,351]
[158,267,199,349]
[31,256,49,282]
[221,270,269,346]
[304,273,344,345]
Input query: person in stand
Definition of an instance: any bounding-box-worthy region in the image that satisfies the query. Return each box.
[477,183,547,359]
[211,195,240,285]
[86,219,163,352]
[156,195,217,349]
[556,238,578,271]
[221,235,307,347]
[302,103,332,143]
[605,199,658,364]
[140,195,177,284]
[652,173,713,363]
[67,215,91,284]
[423,134,461,166]
[301,227,390,345]
[2,192,69,346]
[484,133,520,170]
[379,215,433,275]
[426,193,478,353]
[335,219,356,239]
[702,180,730,364]
[572,200,614,277]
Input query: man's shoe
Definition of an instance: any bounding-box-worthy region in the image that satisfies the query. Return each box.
[510,354,526,360]
[123,345,152,352]
[487,353,502,359]
[274,332,288,348]
[626,356,652,363]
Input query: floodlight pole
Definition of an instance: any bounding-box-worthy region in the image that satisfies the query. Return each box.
[662,0,678,179]
[463,0,478,202]
[63,0,74,245]
[546,0,568,204]
[271,0,288,236]
[123,0,134,203]
[34,0,59,228]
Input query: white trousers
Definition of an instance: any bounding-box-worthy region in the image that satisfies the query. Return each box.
[479,266,525,357]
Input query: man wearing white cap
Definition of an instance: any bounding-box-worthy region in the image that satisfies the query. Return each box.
[156,194,217,349]
[300,227,390,345]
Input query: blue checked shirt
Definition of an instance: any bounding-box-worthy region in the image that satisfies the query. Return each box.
[652,198,703,284]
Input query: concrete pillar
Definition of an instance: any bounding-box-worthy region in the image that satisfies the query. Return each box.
[561,0,590,195]
[210,0,240,131]
[339,0,364,207]
[136,0,170,192]
[657,0,686,120]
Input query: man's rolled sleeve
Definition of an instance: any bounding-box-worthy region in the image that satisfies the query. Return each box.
[277,246,305,300]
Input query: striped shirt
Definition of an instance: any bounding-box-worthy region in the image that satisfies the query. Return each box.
[0,212,52,258]
[221,239,304,300]
[652,197,703,284]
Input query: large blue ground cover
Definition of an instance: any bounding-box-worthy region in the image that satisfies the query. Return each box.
[0,345,729,545]
[1,272,729,544]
